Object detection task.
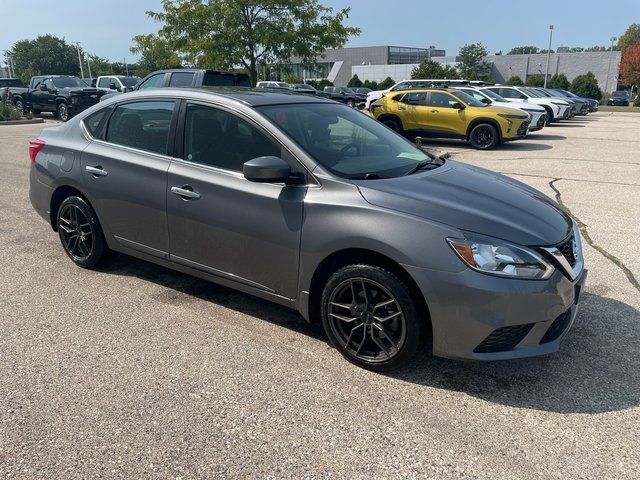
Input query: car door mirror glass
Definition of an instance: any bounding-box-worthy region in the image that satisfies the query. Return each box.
[451,102,465,110]
[39,84,48,91]
[243,156,292,183]
[481,97,491,104]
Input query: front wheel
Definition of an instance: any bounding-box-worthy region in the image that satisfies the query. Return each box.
[57,196,108,268]
[346,98,355,108]
[57,102,70,122]
[468,123,499,150]
[321,265,423,371]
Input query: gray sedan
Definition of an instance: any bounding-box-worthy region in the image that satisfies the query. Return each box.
[28,87,586,371]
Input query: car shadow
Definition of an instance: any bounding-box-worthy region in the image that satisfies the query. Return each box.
[98,254,640,415]
[391,292,640,414]
[423,139,553,152]
[525,133,566,141]
[549,122,585,127]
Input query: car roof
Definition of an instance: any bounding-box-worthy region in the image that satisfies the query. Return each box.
[104,86,335,107]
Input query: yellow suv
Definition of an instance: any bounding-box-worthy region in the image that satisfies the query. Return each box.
[372,88,530,149]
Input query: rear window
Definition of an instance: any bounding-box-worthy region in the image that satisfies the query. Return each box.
[83,108,110,138]
[0,79,25,88]
[105,101,175,154]
[169,72,195,87]
[202,72,252,87]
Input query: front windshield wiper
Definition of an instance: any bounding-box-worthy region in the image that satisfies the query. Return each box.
[350,173,392,180]
[403,157,445,176]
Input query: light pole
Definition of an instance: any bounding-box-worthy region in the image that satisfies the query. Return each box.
[604,36,618,95]
[2,50,14,78]
[544,25,554,88]
[86,57,92,78]
[73,42,85,78]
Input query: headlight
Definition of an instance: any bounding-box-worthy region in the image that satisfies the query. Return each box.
[447,233,554,280]
[551,101,566,106]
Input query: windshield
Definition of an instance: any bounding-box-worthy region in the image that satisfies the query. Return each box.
[521,87,542,98]
[480,88,507,102]
[611,91,627,97]
[258,103,431,179]
[119,76,140,87]
[52,77,87,88]
[451,90,486,107]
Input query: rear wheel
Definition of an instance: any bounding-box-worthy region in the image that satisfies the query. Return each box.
[468,123,498,150]
[382,118,402,133]
[57,196,108,268]
[14,99,24,115]
[57,102,70,122]
[321,265,423,371]
[346,98,355,108]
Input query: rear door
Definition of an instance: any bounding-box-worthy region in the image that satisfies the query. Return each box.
[166,101,305,297]
[395,92,428,132]
[80,99,177,257]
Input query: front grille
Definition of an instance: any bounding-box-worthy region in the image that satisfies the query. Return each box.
[473,323,534,353]
[517,121,529,135]
[537,114,547,127]
[540,309,572,344]
[556,235,577,267]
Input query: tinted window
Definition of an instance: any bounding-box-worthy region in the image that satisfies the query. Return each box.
[0,79,24,88]
[497,88,524,99]
[169,72,195,87]
[138,73,165,90]
[429,92,458,107]
[52,77,86,88]
[84,108,109,138]
[97,77,112,88]
[106,101,175,154]
[201,72,251,87]
[183,103,280,172]
[120,77,140,87]
[44,79,54,90]
[258,103,429,179]
[450,91,486,107]
[401,92,427,105]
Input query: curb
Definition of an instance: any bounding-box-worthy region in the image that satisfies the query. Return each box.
[0,118,45,126]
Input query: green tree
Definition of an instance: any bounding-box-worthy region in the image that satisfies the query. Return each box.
[410,60,459,79]
[619,23,640,51]
[8,34,80,83]
[570,72,602,100]
[525,74,545,87]
[507,46,540,55]
[377,77,395,90]
[284,74,304,84]
[548,73,570,89]
[316,79,334,90]
[145,0,360,85]
[507,75,524,86]
[458,43,492,81]
[362,80,378,90]
[130,33,182,77]
[347,74,363,88]
[86,54,114,77]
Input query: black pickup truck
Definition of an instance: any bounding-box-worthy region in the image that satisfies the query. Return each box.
[8,76,106,121]
[100,69,252,101]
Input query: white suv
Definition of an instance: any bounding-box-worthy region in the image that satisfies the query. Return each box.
[365,79,436,110]
[484,86,570,124]
[452,86,548,131]
[95,75,140,93]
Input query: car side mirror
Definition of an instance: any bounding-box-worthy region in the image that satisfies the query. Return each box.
[109,82,118,90]
[39,84,48,91]
[243,156,292,183]
[451,102,465,110]
[481,97,491,104]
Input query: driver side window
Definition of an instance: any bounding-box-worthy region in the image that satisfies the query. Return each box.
[138,73,165,90]
[44,79,54,91]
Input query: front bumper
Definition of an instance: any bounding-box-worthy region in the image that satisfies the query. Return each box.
[404,263,587,361]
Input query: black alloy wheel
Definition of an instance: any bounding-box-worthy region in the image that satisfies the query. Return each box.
[58,102,70,122]
[57,196,107,268]
[321,265,423,371]
[469,123,498,150]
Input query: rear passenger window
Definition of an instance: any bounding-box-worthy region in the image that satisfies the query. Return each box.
[183,103,280,172]
[106,101,175,154]
[169,72,195,87]
[83,108,109,138]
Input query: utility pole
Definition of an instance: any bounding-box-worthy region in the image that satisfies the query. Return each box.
[73,42,85,78]
[2,50,14,78]
[123,58,129,76]
[544,25,554,88]
[604,36,618,95]
[86,57,92,78]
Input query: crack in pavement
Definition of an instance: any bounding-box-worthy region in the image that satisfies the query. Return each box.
[501,172,640,188]
[549,178,640,293]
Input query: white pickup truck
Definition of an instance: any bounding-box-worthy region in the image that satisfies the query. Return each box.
[95,75,140,93]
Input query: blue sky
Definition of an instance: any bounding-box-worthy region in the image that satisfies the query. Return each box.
[1,0,638,63]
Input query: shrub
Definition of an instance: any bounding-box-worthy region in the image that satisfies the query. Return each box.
[548,74,570,90]
[377,77,395,90]
[363,80,378,90]
[411,60,459,80]
[570,72,602,100]
[525,74,545,87]
[347,74,363,88]
[316,79,334,90]
[507,75,524,86]
[0,103,22,122]
[284,74,304,84]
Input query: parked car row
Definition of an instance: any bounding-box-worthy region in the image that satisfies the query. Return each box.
[366,80,598,150]
[256,80,370,108]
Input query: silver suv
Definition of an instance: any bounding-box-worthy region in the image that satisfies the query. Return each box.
[28,88,586,370]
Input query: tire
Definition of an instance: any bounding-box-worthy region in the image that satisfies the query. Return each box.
[56,196,108,269]
[382,118,402,133]
[57,102,70,122]
[321,264,423,371]
[14,99,24,115]
[468,123,499,150]
[346,98,355,108]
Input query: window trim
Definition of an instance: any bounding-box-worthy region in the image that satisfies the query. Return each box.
[173,99,316,185]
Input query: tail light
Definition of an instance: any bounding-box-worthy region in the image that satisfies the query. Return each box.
[28,139,46,162]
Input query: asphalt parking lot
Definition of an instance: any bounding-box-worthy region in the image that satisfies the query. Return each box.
[1,113,639,479]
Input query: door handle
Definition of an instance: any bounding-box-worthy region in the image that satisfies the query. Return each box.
[86,165,108,177]
[430,109,438,113]
[397,106,406,110]
[171,185,201,201]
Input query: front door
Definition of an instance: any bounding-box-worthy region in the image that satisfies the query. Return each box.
[396,92,428,132]
[81,99,176,257]
[426,91,467,137]
[167,102,305,297]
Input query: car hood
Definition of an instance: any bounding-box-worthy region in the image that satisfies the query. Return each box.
[355,160,572,246]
